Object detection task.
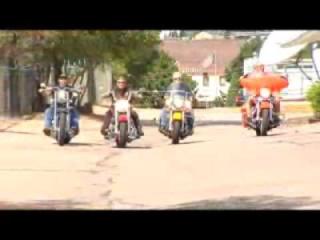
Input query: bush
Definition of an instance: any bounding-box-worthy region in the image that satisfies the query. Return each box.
[225,37,263,106]
[307,82,320,117]
[213,94,227,107]
[135,91,164,108]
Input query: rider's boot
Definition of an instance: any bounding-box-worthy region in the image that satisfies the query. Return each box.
[241,107,249,128]
[101,111,112,137]
[43,128,51,136]
[273,112,281,126]
[137,125,144,137]
[71,127,79,136]
[132,116,144,137]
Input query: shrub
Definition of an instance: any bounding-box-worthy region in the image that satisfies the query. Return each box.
[307,82,320,118]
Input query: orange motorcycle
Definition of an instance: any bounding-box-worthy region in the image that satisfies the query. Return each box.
[240,64,289,136]
[242,88,280,136]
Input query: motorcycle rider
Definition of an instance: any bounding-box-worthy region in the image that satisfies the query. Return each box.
[39,74,81,137]
[159,71,194,134]
[100,76,144,137]
[241,64,281,125]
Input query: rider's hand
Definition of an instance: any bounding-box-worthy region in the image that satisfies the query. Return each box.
[102,92,111,99]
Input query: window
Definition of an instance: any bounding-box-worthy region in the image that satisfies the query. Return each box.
[203,72,209,87]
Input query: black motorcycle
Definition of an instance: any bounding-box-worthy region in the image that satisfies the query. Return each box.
[40,84,82,146]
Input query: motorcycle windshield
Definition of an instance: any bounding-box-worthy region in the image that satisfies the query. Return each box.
[167,90,191,98]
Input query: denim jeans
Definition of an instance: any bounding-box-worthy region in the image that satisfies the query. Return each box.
[44,107,79,129]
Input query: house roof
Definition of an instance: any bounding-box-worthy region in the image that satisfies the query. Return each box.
[160,39,241,76]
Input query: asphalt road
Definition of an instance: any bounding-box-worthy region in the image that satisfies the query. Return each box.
[0,116,320,209]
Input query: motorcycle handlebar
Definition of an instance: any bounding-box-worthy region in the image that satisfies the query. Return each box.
[51,87,81,94]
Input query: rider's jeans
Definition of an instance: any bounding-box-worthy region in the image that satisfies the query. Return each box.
[159,109,194,130]
[44,107,79,129]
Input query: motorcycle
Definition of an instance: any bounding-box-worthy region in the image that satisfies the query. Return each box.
[160,90,194,144]
[242,88,280,136]
[105,96,140,148]
[39,83,82,146]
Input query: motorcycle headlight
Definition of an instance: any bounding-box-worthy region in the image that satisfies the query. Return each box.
[260,88,271,98]
[57,90,67,103]
[185,100,192,110]
[173,98,185,108]
[115,100,130,112]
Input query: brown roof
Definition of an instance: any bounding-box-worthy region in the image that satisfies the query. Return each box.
[160,39,241,76]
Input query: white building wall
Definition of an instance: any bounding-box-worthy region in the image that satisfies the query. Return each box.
[192,74,229,101]
[277,68,318,100]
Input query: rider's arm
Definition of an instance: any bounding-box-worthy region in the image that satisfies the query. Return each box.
[39,86,53,96]
[128,90,138,105]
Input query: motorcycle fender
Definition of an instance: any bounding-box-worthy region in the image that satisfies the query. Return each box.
[260,101,271,109]
[118,114,128,123]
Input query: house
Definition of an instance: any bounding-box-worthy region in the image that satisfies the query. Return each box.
[160,39,241,103]
[159,30,181,40]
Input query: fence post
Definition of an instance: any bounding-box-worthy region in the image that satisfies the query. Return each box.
[10,67,21,117]
[0,66,8,117]
[19,67,34,116]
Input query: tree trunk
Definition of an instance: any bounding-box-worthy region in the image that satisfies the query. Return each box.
[0,66,7,117]
[53,56,62,84]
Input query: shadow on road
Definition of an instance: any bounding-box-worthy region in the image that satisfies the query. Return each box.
[266,132,287,137]
[169,195,320,210]
[0,199,88,210]
[0,130,35,135]
[62,142,104,147]
[112,145,152,149]
[177,140,209,145]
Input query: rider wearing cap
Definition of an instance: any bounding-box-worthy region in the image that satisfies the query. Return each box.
[100,76,144,137]
[159,71,194,134]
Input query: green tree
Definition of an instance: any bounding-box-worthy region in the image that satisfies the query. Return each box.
[307,82,320,118]
[225,37,263,106]
[139,50,178,91]
[0,30,161,115]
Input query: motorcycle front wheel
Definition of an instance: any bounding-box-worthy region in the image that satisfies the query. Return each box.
[260,109,270,136]
[117,122,128,148]
[58,112,67,146]
[172,121,181,144]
